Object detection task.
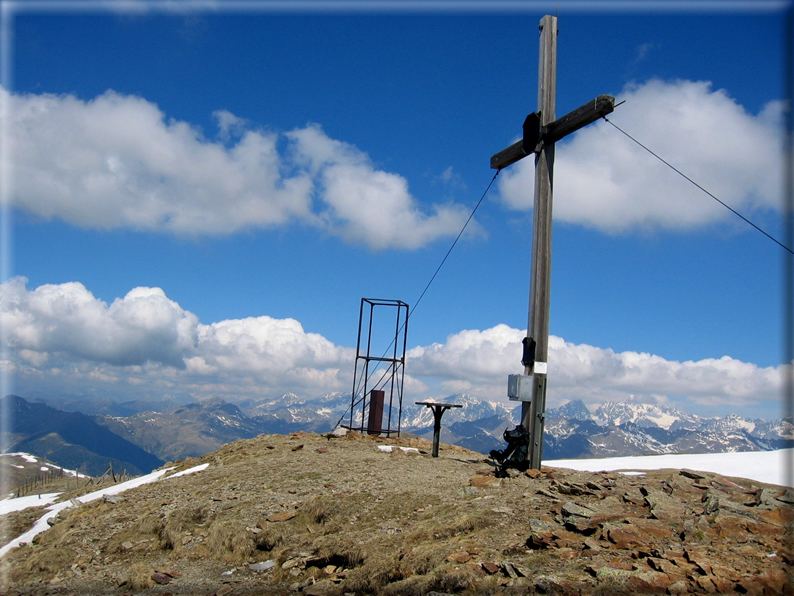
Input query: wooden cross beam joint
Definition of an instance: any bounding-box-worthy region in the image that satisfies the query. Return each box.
[490,94,615,170]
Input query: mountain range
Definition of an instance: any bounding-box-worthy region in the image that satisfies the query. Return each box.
[0,395,164,477]
[5,392,792,478]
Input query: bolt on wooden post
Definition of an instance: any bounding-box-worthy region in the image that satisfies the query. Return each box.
[491,15,615,470]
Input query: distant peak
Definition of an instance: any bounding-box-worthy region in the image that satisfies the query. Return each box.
[200,397,228,408]
[547,399,592,421]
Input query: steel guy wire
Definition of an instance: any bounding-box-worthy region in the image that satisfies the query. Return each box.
[604,116,793,256]
[333,169,501,430]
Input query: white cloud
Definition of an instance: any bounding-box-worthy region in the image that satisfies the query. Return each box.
[5,88,471,250]
[287,124,474,250]
[194,315,350,374]
[407,324,783,410]
[213,109,249,143]
[0,277,198,368]
[633,42,656,64]
[497,79,784,232]
[435,166,467,192]
[408,323,523,383]
[7,89,312,235]
[0,277,354,400]
[1,279,782,412]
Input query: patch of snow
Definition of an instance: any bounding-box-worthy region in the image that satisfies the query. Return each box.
[0,501,72,558]
[0,493,61,516]
[40,466,49,472]
[645,412,679,430]
[378,445,419,454]
[76,468,174,504]
[216,415,241,427]
[2,453,38,463]
[734,418,756,433]
[546,448,793,487]
[166,463,209,479]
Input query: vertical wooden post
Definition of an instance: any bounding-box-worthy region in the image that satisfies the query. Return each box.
[492,16,612,470]
[521,15,557,470]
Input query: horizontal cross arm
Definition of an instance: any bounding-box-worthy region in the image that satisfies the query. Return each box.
[543,94,615,144]
[490,94,615,170]
[490,140,528,170]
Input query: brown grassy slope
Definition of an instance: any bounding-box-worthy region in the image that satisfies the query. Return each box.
[1,431,792,596]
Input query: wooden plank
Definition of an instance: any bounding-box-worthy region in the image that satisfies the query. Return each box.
[490,140,527,170]
[544,94,615,143]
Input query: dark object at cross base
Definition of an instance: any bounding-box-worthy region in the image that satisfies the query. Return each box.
[489,424,529,477]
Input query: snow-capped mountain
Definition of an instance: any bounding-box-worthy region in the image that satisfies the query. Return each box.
[248,392,356,433]
[22,393,793,469]
[245,393,792,459]
[543,400,793,459]
[590,401,701,430]
[245,392,517,436]
[400,394,518,429]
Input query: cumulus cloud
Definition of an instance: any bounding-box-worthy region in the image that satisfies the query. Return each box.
[0,277,354,400]
[407,324,783,409]
[1,278,782,411]
[192,316,349,375]
[5,88,471,250]
[408,323,523,383]
[497,79,784,232]
[287,124,473,250]
[213,109,249,143]
[0,277,198,368]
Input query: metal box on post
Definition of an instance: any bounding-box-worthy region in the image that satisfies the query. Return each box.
[508,374,533,402]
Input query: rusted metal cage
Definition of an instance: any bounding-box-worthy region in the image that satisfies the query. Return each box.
[346,298,408,437]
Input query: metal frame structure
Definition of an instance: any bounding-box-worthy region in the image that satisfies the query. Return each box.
[347,298,409,437]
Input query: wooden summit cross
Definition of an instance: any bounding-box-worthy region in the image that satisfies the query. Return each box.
[491,15,615,470]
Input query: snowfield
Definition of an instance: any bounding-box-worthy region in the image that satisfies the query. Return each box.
[0,493,61,516]
[546,447,793,488]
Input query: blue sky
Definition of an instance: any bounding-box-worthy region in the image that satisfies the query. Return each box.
[1,1,790,420]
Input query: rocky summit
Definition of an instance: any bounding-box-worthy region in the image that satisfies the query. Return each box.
[1,431,792,595]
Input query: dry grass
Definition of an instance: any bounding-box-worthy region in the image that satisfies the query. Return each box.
[254,526,284,551]
[121,562,156,591]
[307,534,363,563]
[0,507,42,545]
[4,432,521,593]
[205,519,256,564]
[21,543,77,576]
[380,574,437,596]
[301,496,329,525]
[4,431,787,595]
[160,504,210,549]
